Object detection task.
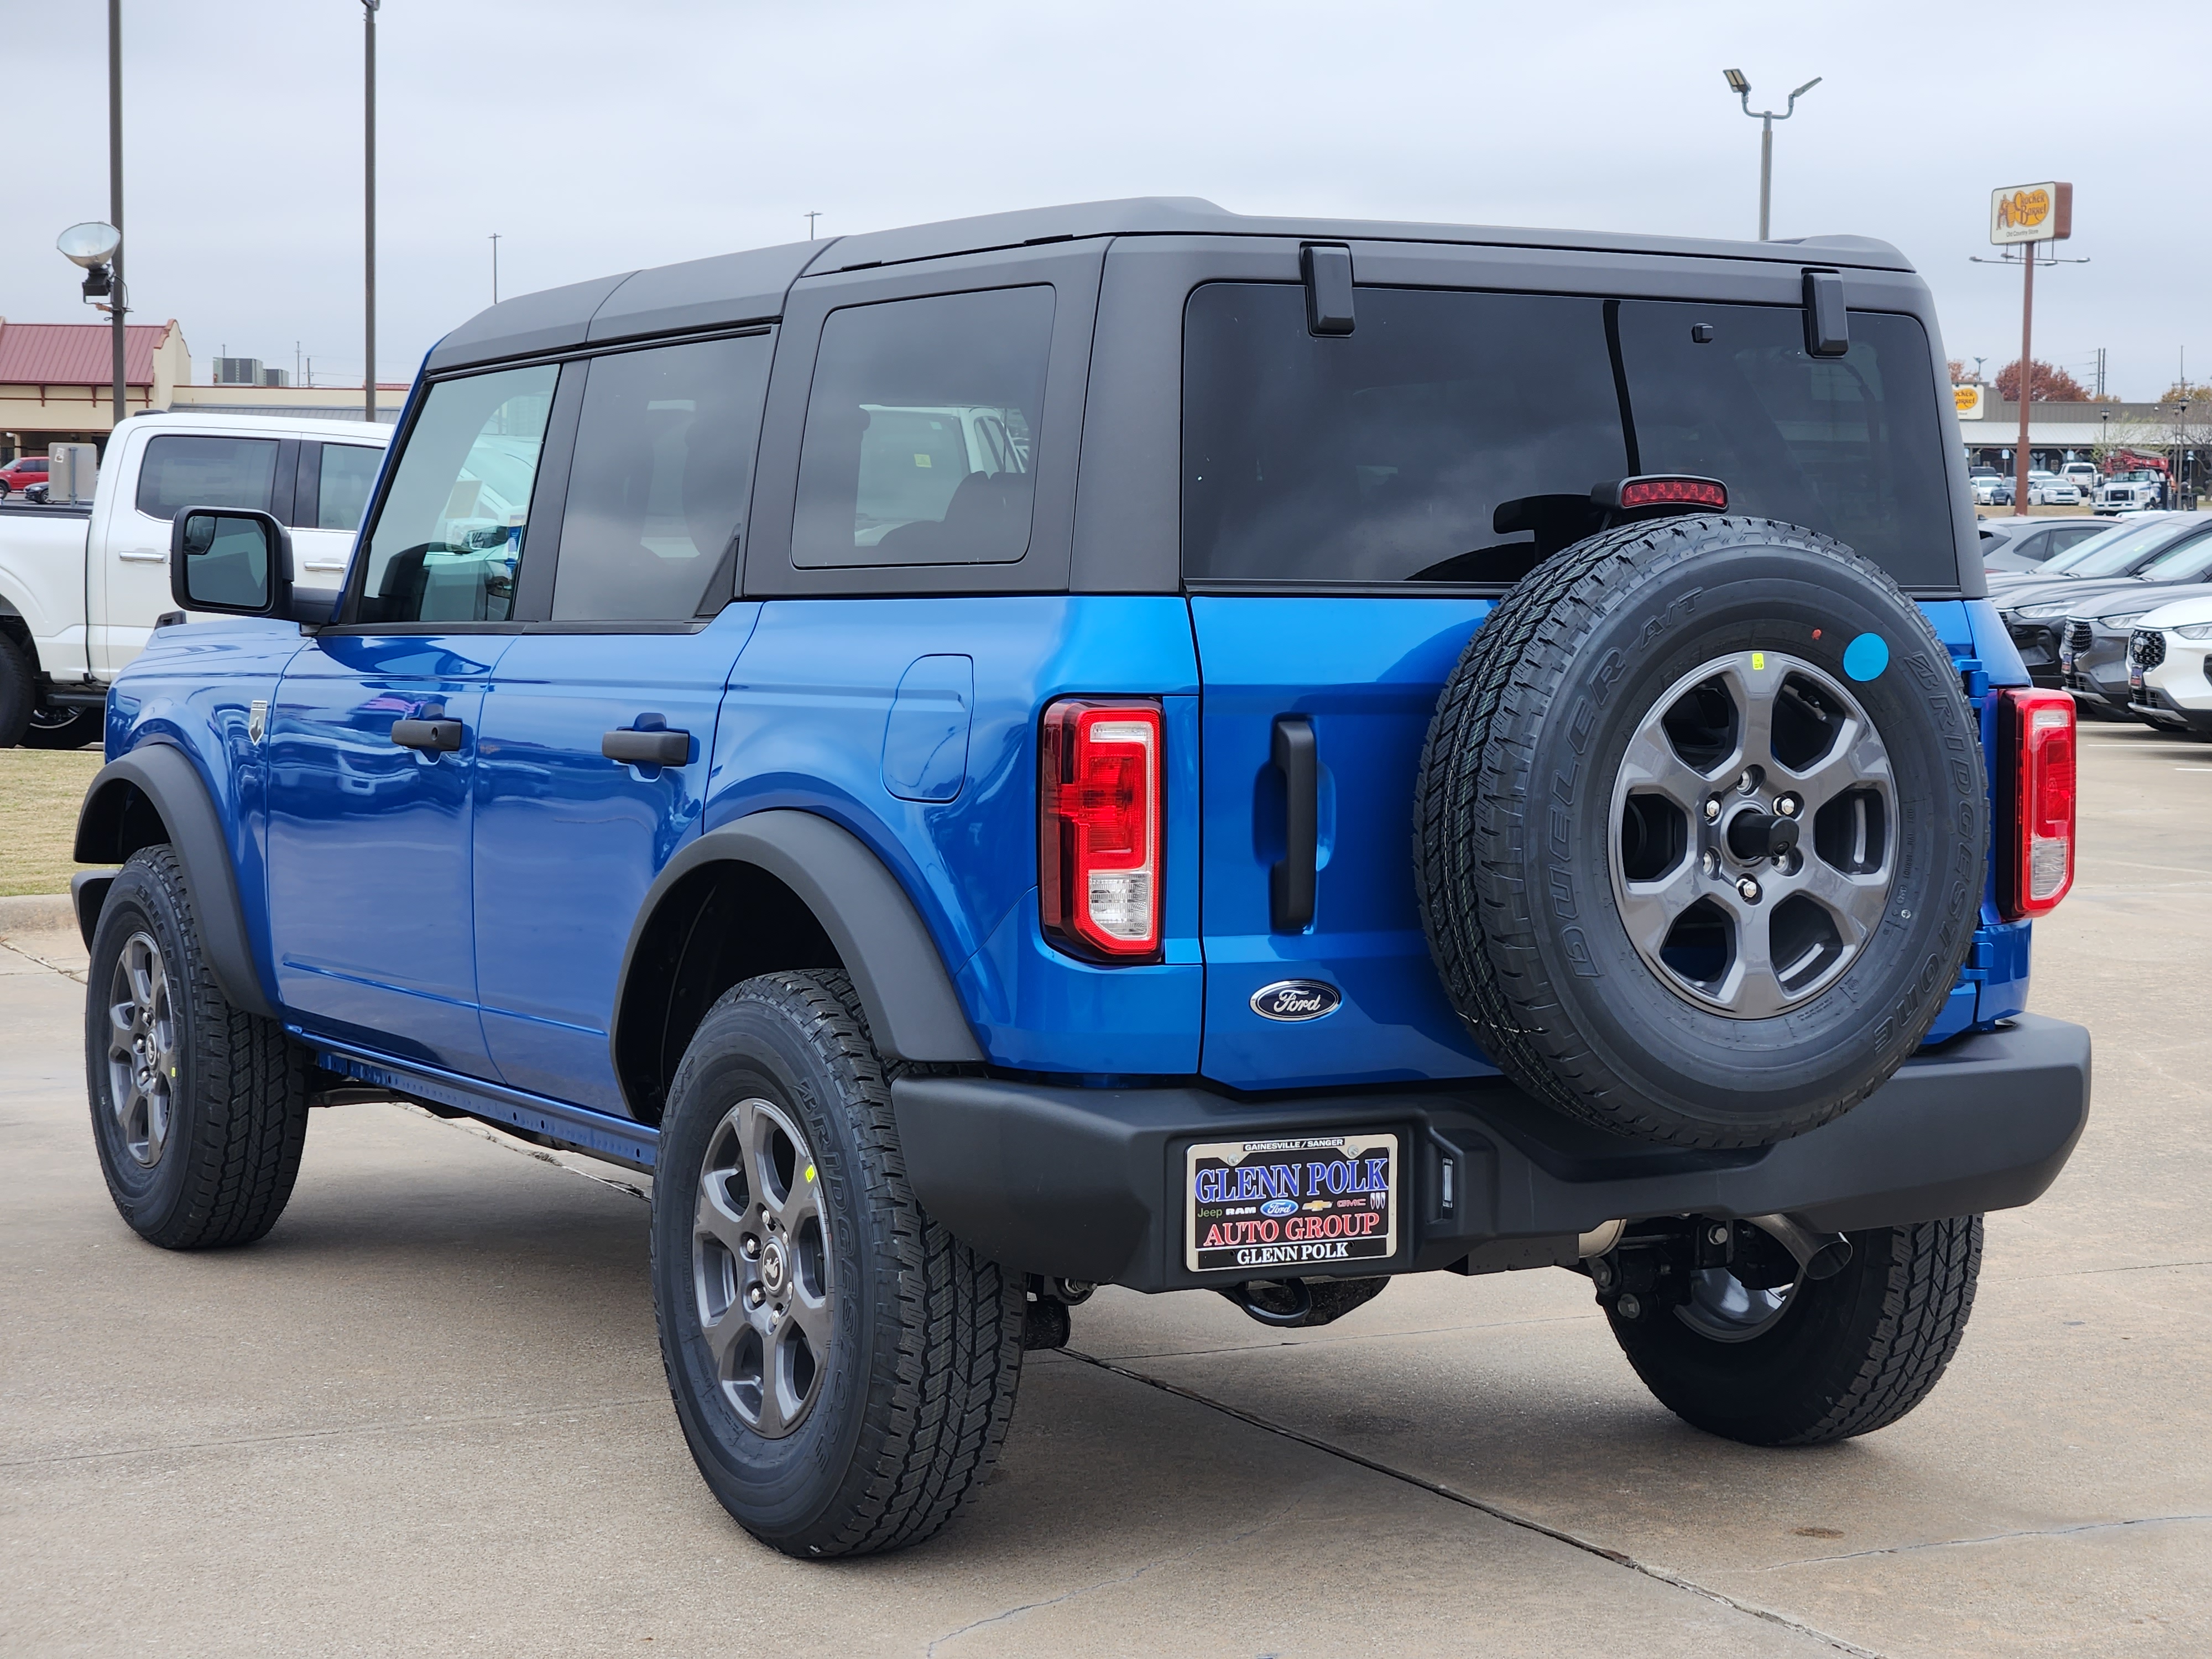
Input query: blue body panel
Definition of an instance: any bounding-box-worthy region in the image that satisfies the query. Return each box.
[105,618,306,1006]
[709,596,1204,1076]
[265,632,512,1073]
[472,606,759,1108]
[1190,596,1499,1089]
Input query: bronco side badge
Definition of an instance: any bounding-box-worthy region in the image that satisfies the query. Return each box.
[1250,979,1342,1021]
[247,699,268,743]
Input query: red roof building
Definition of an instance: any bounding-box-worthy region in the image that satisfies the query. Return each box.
[0,316,191,454]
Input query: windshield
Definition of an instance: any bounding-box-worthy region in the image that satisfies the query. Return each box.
[1182,286,1958,589]
[2050,518,2186,577]
[2136,529,2212,582]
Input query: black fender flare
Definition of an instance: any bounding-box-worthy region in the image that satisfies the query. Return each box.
[72,744,276,1018]
[611,810,985,1079]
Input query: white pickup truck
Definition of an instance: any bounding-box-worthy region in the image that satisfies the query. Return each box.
[0,412,389,747]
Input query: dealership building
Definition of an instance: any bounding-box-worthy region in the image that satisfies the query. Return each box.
[1957,392,2208,484]
[0,318,402,461]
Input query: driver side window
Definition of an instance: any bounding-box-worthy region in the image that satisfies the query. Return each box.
[357,364,557,624]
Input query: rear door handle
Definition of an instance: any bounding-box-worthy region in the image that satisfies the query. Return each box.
[391,718,463,753]
[117,548,168,562]
[1271,716,1317,933]
[602,728,691,767]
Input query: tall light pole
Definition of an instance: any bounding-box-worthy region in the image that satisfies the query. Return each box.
[489,233,502,304]
[107,0,126,429]
[363,0,379,422]
[1723,69,1821,241]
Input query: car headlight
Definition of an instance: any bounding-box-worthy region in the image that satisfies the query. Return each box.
[2099,612,2148,632]
[2175,621,2212,641]
[2017,601,2074,618]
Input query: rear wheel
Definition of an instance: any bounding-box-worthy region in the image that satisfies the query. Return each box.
[1605,1215,1982,1445]
[651,970,1024,1557]
[21,704,102,749]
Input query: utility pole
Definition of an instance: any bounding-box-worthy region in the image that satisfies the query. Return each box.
[806,211,821,240]
[1723,69,1820,241]
[2013,240,2036,518]
[489,233,502,304]
[107,0,126,429]
[363,0,379,422]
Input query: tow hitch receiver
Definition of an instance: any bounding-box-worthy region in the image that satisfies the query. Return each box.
[1588,1216,1852,1324]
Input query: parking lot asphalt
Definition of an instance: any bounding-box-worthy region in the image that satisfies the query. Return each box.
[4,719,2208,1658]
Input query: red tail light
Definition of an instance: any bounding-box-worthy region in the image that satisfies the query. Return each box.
[1595,475,1729,512]
[2000,688,2075,919]
[1040,699,1163,960]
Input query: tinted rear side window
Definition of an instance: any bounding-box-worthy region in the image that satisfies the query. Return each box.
[792,285,1053,568]
[1182,284,1958,589]
[135,435,279,521]
[552,333,771,621]
[316,443,384,530]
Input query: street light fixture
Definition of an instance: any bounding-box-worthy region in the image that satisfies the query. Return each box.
[1723,69,1822,241]
[58,220,128,426]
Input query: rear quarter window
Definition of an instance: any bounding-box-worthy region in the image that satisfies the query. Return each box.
[1182,284,1959,591]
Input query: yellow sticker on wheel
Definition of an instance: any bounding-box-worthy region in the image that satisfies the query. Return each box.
[1752,651,1766,670]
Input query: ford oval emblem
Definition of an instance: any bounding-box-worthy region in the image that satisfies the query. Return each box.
[1250,979,1342,1022]
[1259,1197,1298,1218]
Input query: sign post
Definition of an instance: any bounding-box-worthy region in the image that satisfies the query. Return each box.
[1990,182,2073,517]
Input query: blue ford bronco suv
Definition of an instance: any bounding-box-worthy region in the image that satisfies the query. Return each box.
[75,200,2089,1558]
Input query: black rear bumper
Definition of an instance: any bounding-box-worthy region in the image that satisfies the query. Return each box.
[892,1014,2091,1292]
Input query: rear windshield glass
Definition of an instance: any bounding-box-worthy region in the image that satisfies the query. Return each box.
[1182,285,1958,589]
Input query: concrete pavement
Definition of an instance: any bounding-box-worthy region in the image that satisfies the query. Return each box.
[3,719,2207,1657]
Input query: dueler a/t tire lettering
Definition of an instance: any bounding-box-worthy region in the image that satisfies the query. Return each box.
[1413,515,1987,1150]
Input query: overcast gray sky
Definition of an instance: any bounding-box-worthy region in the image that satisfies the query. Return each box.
[11,0,2206,399]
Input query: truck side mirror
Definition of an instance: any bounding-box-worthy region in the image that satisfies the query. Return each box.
[169,506,338,625]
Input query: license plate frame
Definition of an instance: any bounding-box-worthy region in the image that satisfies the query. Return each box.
[1183,1131,1400,1276]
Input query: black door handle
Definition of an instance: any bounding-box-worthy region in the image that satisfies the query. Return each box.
[1271,716,1317,933]
[391,718,463,753]
[602,728,691,767]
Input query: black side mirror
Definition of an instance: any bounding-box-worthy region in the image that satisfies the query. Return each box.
[169,506,339,625]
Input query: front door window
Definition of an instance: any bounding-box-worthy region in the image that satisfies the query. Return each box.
[358,365,557,623]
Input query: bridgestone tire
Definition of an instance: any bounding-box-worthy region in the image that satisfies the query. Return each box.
[0,630,34,748]
[650,970,1025,1558]
[1415,515,1987,1149]
[1608,1215,1982,1445]
[85,847,310,1248]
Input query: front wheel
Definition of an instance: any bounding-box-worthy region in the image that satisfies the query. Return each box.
[650,970,1024,1557]
[85,847,310,1248]
[1605,1215,1982,1446]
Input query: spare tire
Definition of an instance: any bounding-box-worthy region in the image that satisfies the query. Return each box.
[1414,515,1986,1150]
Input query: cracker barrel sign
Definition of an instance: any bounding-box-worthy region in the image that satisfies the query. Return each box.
[1990,182,2073,245]
[1953,384,1985,420]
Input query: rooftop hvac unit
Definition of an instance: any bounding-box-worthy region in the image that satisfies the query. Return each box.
[260,368,290,387]
[212,357,264,385]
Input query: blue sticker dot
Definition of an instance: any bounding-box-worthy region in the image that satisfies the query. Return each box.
[1843,632,1889,681]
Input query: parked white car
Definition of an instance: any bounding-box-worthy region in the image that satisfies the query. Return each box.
[2031,473,2081,507]
[2127,592,2212,738]
[0,411,390,747]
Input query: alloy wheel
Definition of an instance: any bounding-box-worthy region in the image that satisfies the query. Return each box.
[1608,650,1896,1018]
[692,1096,834,1439]
[105,931,178,1167]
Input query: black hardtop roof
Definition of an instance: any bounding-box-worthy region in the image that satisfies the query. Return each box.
[423,196,1913,375]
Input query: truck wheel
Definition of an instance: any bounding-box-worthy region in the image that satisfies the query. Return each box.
[651,969,1024,1557]
[0,631,34,747]
[22,705,103,749]
[1606,1215,1981,1445]
[1415,514,1987,1149]
[85,847,310,1249]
